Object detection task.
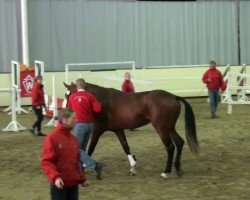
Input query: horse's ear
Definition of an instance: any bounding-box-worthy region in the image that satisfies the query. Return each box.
[63,82,69,89]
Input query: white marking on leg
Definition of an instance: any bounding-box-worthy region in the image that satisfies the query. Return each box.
[160,172,170,179]
[128,154,136,167]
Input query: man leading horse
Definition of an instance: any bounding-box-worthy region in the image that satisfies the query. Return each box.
[64,79,198,179]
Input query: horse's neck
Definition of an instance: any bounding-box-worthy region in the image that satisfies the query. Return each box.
[85,83,122,104]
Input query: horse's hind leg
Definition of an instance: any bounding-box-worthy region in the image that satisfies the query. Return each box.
[170,129,185,176]
[152,124,175,179]
[114,130,137,175]
[161,133,175,179]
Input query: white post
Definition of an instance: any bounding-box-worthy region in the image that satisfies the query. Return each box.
[34,60,45,87]
[46,75,58,126]
[242,64,247,86]
[13,62,22,114]
[65,64,69,84]
[3,61,19,113]
[52,76,58,118]
[227,73,233,114]
[3,61,28,114]
[21,0,29,66]
[11,61,20,86]
[132,61,136,70]
[35,60,45,77]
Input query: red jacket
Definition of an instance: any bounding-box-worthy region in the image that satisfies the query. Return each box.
[41,123,86,187]
[202,68,226,91]
[122,80,135,93]
[68,90,102,123]
[31,82,45,106]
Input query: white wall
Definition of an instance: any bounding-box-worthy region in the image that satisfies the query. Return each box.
[1,65,246,107]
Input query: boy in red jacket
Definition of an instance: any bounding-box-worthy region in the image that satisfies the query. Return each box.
[202,60,226,119]
[41,108,89,200]
[122,72,135,93]
[30,75,45,136]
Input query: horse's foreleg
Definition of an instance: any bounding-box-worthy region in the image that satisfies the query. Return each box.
[115,130,137,175]
[88,127,103,156]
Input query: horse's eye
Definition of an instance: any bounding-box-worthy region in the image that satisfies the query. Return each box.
[66,90,70,95]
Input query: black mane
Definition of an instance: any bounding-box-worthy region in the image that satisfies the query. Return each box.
[83,82,123,106]
[85,82,123,95]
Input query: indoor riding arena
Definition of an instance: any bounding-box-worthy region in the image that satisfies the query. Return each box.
[1,0,250,200]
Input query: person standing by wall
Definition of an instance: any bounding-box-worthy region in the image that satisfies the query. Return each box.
[122,72,135,93]
[202,60,226,119]
[30,75,45,136]
[68,78,103,180]
[41,108,89,200]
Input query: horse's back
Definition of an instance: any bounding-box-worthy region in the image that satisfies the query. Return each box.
[143,90,181,123]
[144,90,179,107]
[111,90,179,115]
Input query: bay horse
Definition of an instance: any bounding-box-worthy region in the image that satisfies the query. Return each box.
[63,81,198,179]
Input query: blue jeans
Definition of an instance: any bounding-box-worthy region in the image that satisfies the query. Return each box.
[208,89,220,117]
[74,123,96,170]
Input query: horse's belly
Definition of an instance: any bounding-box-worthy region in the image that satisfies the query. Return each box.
[109,116,149,130]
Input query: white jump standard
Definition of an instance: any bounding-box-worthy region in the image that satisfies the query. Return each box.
[2,86,26,132]
[3,61,28,114]
[224,69,250,114]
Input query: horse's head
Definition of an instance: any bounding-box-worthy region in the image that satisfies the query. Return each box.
[63,82,77,106]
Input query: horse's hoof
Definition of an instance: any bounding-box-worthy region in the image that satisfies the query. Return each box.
[130,172,137,176]
[130,168,137,176]
[160,172,169,180]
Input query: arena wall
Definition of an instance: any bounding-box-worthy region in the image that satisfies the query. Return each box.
[1,65,244,107]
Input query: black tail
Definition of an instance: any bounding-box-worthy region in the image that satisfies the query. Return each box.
[176,96,199,154]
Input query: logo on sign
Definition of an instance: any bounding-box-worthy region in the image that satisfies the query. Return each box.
[23,75,34,93]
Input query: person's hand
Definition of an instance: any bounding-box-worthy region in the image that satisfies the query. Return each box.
[36,106,41,109]
[55,177,64,189]
[82,180,89,187]
[207,78,212,82]
[220,89,225,94]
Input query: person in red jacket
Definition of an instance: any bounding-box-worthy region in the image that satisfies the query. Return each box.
[122,72,135,93]
[202,60,226,119]
[41,108,89,200]
[68,78,103,180]
[30,75,45,136]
